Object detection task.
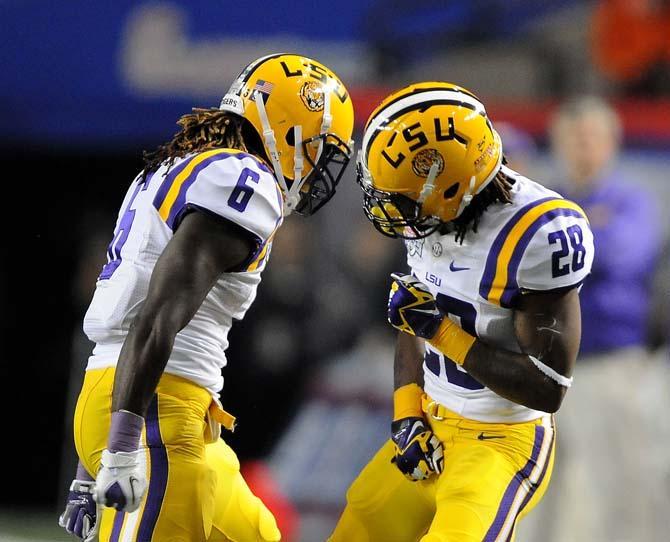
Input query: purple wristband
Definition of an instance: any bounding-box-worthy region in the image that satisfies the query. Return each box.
[108,410,144,453]
[76,461,94,482]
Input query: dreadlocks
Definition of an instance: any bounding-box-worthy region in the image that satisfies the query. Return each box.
[141,108,265,182]
[451,167,514,244]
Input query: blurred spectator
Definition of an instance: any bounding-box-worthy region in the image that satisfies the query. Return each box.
[519,96,668,542]
[551,96,661,354]
[495,121,537,175]
[592,0,670,95]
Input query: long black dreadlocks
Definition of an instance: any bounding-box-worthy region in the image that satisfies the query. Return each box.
[141,108,266,182]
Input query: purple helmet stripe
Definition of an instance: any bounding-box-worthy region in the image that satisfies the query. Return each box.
[136,396,168,542]
[483,423,547,542]
[499,207,586,306]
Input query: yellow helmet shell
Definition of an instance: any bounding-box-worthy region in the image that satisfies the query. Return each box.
[220,53,354,186]
[360,82,502,224]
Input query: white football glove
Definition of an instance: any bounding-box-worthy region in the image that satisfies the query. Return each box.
[59,479,100,541]
[93,449,147,512]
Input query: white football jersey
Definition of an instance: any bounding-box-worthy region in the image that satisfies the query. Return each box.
[408,166,594,423]
[83,148,283,396]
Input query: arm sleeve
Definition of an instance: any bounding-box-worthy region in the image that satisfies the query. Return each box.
[162,152,283,244]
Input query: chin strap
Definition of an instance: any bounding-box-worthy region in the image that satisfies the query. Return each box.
[454,133,504,218]
[289,124,304,208]
[253,90,297,214]
[418,161,441,204]
[456,175,477,217]
[254,84,334,216]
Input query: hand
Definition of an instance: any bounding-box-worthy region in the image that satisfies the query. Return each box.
[59,479,99,541]
[93,449,147,512]
[391,417,444,481]
[387,273,444,338]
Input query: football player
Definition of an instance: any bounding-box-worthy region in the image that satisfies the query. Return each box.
[58,53,353,542]
[329,83,593,542]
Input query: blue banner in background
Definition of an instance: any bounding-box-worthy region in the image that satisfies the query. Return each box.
[1,0,369,146]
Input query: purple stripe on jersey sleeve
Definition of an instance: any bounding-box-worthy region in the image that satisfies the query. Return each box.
[153,152,273,216]
[478,197,556,303]
[483,424,545,542]
[165,153,234,229]
[152,156,195,211]
[499,207,586,307]
[136,396,168,542]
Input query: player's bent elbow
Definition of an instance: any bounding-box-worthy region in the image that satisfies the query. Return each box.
[538,383,567,413]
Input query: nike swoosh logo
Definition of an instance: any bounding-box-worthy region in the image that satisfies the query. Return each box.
[449,261,470,272]
[477,432,506,440]
[412,308,441,316]
[129,476,138,504]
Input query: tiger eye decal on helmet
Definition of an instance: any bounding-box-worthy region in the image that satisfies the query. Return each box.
[357,81,503,239]
[220,53,354,217]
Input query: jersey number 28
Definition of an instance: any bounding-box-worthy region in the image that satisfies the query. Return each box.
[548,224,585,278]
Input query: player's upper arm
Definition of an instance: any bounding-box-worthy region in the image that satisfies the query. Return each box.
[516,207,594,295]
[155,150,283,246]
[513,287,582,411]
[139,210,256,334]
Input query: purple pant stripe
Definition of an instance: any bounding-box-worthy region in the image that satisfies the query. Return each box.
[136,396,168,542]
[483,424,546,542]
[504,420,556,542]
[109,510,124,542]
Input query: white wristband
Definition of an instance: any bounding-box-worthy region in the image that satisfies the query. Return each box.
[528,355,573,388]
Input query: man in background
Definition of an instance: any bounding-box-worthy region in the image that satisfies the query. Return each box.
[494,121,537,175]
[519,96,667,542]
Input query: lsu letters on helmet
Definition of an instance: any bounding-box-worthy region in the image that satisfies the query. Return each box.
[357,82,503,238]
[220,53,354,216]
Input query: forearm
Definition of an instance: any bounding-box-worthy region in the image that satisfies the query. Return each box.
[462,340,564,413]
[393,332,426,420]
[394,332,424,389]
[111,314,177,416]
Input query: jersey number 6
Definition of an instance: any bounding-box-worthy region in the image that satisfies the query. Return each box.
[227,168,260,212]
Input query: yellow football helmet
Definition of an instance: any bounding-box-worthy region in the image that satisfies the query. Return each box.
[357,82,503,238]
[220,53,354,216]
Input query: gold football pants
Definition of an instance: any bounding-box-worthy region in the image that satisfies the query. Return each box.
[330,396,555,542]
[73,367,281,542]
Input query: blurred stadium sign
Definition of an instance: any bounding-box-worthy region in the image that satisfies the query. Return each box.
[2,1,669,147]
[0,0,368,146]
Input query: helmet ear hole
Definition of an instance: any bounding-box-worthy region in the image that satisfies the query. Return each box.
[443,182,459,199]
[285,127,296,147]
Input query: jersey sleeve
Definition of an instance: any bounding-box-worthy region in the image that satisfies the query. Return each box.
[479,198,594,308]
[154,150,283,243]
[516,211,594,293]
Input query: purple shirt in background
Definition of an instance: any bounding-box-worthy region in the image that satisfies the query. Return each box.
[562,172,661,356]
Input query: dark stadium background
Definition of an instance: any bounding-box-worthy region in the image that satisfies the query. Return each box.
[1,1,668,540]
